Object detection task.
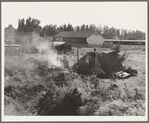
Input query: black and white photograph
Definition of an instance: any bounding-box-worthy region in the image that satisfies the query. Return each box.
[1,1,148,122]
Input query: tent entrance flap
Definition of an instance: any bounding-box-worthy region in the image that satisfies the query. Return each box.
[97,52,124,74]
[94,56,105,74]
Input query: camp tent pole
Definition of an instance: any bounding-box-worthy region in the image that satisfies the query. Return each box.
[57,51,58,66]
[77,47,79,64]
[94,48,96,53]
[77,47,79,73]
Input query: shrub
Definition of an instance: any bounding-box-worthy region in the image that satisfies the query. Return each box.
[119,51,128,63]
[90,83,121,102]
[36,88,84,115]
[111,44,128,63]
[96,100,129,116]
[5,84,45,104]
[133,88,145,101]
[124,100,145,116]
[4,96,33,116]
[78,103,98,115]
[78,97,100,115]
[111,44,121,53]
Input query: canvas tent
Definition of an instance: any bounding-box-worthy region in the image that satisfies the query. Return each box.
[72,51,124,76]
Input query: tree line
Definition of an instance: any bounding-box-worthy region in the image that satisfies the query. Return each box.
[17,17,145,40]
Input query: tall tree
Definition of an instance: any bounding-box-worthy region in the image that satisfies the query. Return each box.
[25,17,32,32]
[80,24,85,31]
[75,26,80,31]
[17,19,25,32]
[17,17,146,40]
[43,24,57,36]
[60,24,73,31]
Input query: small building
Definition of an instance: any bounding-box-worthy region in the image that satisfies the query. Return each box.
[5,24,16,44]
[104,39,145,47]
[53,31,105,47]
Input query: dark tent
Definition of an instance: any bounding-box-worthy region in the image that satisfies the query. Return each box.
[72,51,124,76]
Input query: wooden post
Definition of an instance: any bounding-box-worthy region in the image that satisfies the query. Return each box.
[77,47,79,64]
[94,48,96,53]
[57,52,58,66]
[77,47,79,73]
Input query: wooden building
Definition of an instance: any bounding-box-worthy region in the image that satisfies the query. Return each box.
[104,39,145,47]
[53,31,105,47]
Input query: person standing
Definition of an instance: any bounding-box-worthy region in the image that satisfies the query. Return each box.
[62,56,69,69]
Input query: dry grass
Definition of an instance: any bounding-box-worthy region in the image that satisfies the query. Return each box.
[4,44,146,116]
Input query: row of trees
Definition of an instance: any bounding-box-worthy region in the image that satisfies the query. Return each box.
[74,24,145,40]
[17,17,145,40]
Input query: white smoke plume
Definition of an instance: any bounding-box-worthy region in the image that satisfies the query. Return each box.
[32,33,63,68]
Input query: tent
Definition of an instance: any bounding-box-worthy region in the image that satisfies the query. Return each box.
[72,51,124,76]
[52,42,72,54]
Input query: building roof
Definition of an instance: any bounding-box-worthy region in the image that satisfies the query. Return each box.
[52,42,66,46]
[105,39,145,43]
[54,31,96,38]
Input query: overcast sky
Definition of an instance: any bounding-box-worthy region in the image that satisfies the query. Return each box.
[2,2,147,33]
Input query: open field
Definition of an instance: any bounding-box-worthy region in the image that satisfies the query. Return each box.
[4,44,146,116]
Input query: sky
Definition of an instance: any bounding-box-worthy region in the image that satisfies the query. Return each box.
[2,2,147,33]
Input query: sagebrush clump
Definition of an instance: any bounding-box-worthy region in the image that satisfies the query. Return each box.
[36,88,84,115]
[111,44,128,63]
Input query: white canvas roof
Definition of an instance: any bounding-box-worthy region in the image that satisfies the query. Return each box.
[52,42,65,46]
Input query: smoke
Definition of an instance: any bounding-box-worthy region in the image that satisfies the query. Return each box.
[31,33,63,68]
[45,43,63,68]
